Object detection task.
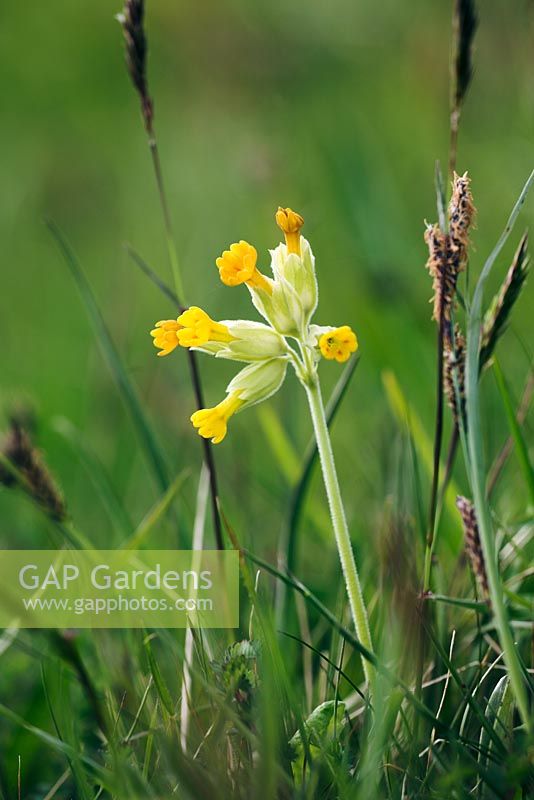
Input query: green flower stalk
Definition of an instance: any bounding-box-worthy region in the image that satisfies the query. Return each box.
[150,207,375,692]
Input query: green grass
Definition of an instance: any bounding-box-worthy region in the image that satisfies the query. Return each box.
[1,0,533,797]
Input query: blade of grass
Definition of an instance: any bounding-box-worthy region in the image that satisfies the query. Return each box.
[464,169,534,732]
[46,221,171,496]
[125,243,181,308]
[181,464,210,754]
[245,544,516,797]
[143,632,175,717]
[421,619,506,756]
[0,703,113,788]
[257,405,301,484]
[382,370,463,553]
[487,370,534,496]
[120,469,190,550]
[279,631,363,698]
[425,594,489,613]
[41,663,92,800]
[52,416,133,540]
[492,358,534,506]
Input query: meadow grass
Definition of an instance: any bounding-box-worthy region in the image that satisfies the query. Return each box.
[0,0,533,797]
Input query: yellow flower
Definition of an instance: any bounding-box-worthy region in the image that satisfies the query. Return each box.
[319,326,358,363]
[176,306,234,348]
[150,319,182,357]
[190,392,243,444]
[216,241,272,294]
[275,207,304,255]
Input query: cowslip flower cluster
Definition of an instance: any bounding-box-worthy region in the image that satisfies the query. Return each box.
[151,208,358,443]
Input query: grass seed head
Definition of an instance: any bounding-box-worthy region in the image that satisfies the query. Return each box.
[443,325,466,427]
[456,496,490,604]
[424,224,456,322]
[424,173,475,323]
[448,171,475,271]
[117,0,153,129]
[0,420,66,521]
[480,232,529,369]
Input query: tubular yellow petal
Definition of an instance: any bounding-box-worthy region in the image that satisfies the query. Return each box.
[246,269,273,295]
[319,326,358,363]
[176,306,234,348]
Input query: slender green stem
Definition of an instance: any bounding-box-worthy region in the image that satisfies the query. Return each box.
[143,126,224,550]
[303,371,376,695]
[147,133,186,305]
[423,257,448,594]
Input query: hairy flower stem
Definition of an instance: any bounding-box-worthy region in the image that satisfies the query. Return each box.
[304,374,375,695]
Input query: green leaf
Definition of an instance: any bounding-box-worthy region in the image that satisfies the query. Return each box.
[288,700,344,759]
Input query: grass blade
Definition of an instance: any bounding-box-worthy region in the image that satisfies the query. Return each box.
[52,416,133,540]
[464,169,534,732]
[143,633,175,717]
[382,370,463,553]
[492,358,534,506]
[121,469,190,550]
[426,593,488,613]
[47,221,171,495]
[0,702,113,787]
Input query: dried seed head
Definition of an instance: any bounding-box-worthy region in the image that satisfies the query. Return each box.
[456,496,490,604]
[424,173,475,324]
[117,0,153,129]
[448,171,476,272]
[443,325,466,427]
[480,232,529,369]
[424,224,457,323]
[0,421,66,521]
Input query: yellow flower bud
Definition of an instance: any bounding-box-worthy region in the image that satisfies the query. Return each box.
[275,207,304,255]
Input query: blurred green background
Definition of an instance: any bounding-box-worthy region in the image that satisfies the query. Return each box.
[1,0,533,566]
[1,1,534,793]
